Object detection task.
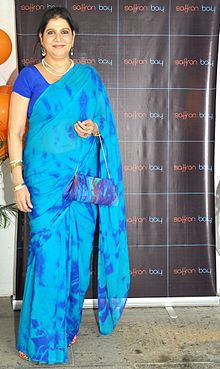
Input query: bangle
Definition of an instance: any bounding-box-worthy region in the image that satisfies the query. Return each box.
[14,183,26,192]
[10,159,23,164]
[10,162,23,171]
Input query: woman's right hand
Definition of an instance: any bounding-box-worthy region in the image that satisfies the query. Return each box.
[14,185,33,213]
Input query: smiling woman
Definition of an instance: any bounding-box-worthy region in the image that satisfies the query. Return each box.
[8,5,130,366]
[36,17,76,84]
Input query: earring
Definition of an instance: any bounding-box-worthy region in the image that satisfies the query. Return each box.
[70,46,74,56]
[41,47,46,57]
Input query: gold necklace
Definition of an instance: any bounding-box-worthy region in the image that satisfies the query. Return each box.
[41,58,74,76]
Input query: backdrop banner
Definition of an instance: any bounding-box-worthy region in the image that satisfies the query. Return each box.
[13,0,220,304]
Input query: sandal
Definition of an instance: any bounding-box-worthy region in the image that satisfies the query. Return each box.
[68,334,78,347]
[18,351,29,361]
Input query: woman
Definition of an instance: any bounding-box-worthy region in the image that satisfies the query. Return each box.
[8,6,130,365]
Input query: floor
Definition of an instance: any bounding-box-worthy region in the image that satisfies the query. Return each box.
[0,297,219,369]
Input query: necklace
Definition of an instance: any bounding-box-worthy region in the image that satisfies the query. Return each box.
[41,58,74,76]
[43,58,74,73]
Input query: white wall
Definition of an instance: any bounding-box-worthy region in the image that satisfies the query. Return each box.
[0,0,18,296]
[0,0,219,296]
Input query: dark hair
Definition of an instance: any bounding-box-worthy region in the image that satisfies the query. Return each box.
[37,6,79,39]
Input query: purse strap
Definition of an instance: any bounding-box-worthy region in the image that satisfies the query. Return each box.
[75,133,111,179]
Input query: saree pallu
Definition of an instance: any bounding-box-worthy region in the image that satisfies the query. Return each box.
[17,63,130,364]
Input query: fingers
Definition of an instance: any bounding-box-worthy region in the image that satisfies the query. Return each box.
[79,119,93,131]
[26,191,34,209]
[74,125,88,138]
[74,121,91,138]
[15,187,33,213]
[74,119,95,138]
[75,123,87,134]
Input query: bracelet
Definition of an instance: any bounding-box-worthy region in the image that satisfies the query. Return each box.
[14,183,26,192]
[10,159,23,164]
[10,162,23,171]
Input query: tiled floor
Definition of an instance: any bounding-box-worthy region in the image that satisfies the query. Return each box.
[0,297,219,368]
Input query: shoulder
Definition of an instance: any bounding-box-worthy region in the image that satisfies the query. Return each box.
[14,65,37,85]
[81,64,104,86]
[12,65,37,98]
[17,64,36,77]
[79,63,96,71]
[79,63,99,76]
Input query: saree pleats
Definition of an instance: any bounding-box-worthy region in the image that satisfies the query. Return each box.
[17,63,130,363]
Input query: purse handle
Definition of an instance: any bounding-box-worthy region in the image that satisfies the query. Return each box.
[75,133,111,179]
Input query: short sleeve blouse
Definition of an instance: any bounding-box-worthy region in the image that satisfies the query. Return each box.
[12,65,50,119]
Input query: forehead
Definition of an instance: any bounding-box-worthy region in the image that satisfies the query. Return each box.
[45,17,71,29]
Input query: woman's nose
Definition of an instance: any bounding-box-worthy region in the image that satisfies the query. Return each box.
[54,33,62,41]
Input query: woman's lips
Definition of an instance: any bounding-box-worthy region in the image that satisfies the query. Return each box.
[53,45,65,48]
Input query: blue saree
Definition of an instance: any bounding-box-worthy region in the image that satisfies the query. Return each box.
[17,63,130,364]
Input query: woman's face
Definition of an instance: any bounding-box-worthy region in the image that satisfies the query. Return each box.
[39,17,75,59]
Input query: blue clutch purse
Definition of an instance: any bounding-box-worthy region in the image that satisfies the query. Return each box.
[62,133,119,207]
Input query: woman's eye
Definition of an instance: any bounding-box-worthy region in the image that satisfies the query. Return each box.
[46,30,70,36]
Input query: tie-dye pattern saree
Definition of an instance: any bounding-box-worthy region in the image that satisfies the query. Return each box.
[17,63,130,364]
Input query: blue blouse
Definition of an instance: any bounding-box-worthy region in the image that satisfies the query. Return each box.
[12,65,50,119]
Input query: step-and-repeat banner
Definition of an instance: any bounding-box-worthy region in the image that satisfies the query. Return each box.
[14,0,220,303]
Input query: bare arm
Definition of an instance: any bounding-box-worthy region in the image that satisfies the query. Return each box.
[7,92,33,212]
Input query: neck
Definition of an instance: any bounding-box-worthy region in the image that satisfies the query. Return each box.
[43,56,71,72]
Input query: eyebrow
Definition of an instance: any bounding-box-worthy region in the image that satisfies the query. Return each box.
[46,27,71,31]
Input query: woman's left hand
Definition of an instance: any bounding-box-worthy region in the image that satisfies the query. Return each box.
[74,119,98,138]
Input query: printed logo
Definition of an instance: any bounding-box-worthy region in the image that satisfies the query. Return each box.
[130,267,147,276]
[174,164,213,172]
[175,111,214,121]
[127,216,148,224]
[124,4,165,13]
[173,216,213,224]
[150,112,164,119]
[175,111,197,120]
[173,266,212,275]
[74,57,96,65]
[149,164,163,172]
[124,58,148,66]
[174,164,197,172]
[176,4,216,13]
[175,58,214,67]
[124,111,148,119]
[20,3,60,11]
[20,3,45,11]
[124,58,164,66]
[123,111,164,119]
[22,57,41,65]
[174,216,196,224]
[127,216,163,224]
[130,267,164,277]
[124,164,147,172]
[124,164,163,172]
[97,58,113,65]
[150,5,165,12]
[73,57,113,66]
[71,4,113,12]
